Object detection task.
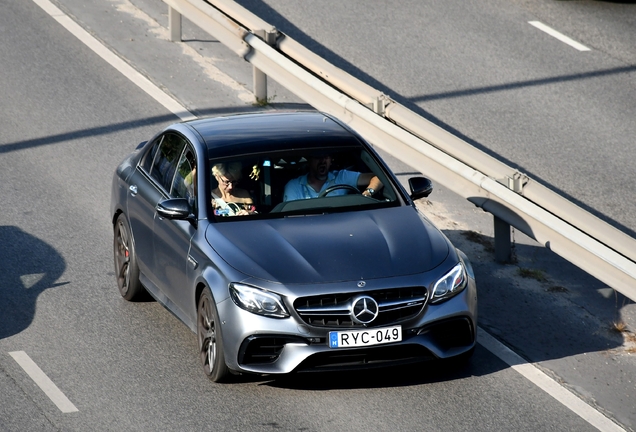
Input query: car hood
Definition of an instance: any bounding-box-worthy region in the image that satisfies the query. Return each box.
[206,207,450,284]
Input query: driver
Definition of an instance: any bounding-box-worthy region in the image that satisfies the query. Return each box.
[283,152,382,201]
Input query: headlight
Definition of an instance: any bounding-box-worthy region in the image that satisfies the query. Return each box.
[431,262,467,304]
[229,283,289,318]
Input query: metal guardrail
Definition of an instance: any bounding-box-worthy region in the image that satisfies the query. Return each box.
[165,0,636,301]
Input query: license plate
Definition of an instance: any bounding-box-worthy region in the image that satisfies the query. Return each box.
[328,326,402,349]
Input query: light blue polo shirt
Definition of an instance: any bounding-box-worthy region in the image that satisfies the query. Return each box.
[283,170,360,201]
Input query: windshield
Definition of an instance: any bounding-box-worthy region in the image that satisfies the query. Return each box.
[207,146,404,221]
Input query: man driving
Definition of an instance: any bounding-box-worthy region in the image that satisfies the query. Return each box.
[283,152,383,201]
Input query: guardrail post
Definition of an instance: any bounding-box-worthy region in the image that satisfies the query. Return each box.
[494,216,512,263]
[252,29,276,103]
[492,174,525,263]
[169,6,182,42]
[253,65,267,103]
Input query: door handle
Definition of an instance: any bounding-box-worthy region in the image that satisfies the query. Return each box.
[129,185,138,196]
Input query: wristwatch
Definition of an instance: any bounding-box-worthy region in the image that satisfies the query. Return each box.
[365,188,375,195]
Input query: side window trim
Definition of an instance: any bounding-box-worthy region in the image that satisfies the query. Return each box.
[141,135,164,175]
[170,144,198,217]
[148,132,187,194]
[166,144,187,196]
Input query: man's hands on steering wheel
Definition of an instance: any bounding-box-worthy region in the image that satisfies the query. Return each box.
[318,184,366,198]
[318,184,361,198]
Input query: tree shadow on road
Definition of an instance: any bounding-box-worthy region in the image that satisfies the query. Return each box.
[0,226,67,340]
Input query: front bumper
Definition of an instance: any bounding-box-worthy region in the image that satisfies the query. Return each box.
[217,278,477,375]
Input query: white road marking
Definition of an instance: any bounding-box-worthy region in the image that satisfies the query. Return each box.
[478,329,625,432]
[9,351,78,413]
[31,0,197,121]
[529,21,591,52]
[28,0,624,429]
[111,0,256,105]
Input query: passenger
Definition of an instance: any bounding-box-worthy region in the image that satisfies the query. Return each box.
[283,152,383,201]
[211,162,256,216]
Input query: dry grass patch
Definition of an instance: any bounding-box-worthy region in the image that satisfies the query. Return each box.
[611,320,628,334]
[517,267,548,282]
[546,285,568,293]
[461,231,494,252]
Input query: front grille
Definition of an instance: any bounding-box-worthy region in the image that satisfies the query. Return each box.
[294,287,428,328]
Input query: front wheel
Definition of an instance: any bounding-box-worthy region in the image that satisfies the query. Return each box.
[197,289,231,382]
[113,214,145,301]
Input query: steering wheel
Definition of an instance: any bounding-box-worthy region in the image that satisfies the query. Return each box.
[318,184,361,197]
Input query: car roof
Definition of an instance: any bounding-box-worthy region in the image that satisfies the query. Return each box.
[181,111,365,158]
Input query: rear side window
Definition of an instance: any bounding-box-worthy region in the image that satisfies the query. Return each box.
[146,133,186,192]
[140,136,162,173]
[172,147,197,211]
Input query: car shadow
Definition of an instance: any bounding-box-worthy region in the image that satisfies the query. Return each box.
[0,226,67,340]
[260,344,501,390]
[443,228,632,364]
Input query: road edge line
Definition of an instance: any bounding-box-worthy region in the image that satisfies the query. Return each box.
[31,0,197,122]
[478,328,624,432]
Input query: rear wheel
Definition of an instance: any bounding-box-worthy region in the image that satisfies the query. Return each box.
[113,214,145,301]
[197,290,231,382]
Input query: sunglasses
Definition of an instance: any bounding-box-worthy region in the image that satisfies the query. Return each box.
[217,175,240,187]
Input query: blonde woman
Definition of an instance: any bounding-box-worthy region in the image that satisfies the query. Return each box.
[211,162,256,216]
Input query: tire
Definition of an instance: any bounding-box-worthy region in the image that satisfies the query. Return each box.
[113,214,145,301]
[197,289,231,382]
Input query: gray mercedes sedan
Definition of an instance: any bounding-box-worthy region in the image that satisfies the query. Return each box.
[111,111,477,382]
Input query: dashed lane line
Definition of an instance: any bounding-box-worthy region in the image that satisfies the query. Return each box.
[32,0,196,122]
[9,351,78,413]
[529,21,591,52]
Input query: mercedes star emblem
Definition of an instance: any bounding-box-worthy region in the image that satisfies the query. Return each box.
[351,295,379,325]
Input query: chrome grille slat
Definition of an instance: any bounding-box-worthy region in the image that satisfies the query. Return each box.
[293,287,428,328]
[379,302,425,313]
[296,306,350,315]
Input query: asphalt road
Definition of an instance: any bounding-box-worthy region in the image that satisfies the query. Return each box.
[0,0,634,431]
[235,0,636,237]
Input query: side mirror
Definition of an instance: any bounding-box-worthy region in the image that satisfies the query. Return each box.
[408,177,433,200]
[156,198,193,221]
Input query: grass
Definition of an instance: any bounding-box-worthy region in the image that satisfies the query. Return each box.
[611,320,628,334]
[611,321,636,354]
[461,231,495,252]
[546,285,568,293]
[253,94,276,107]
[517,267,548,282]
